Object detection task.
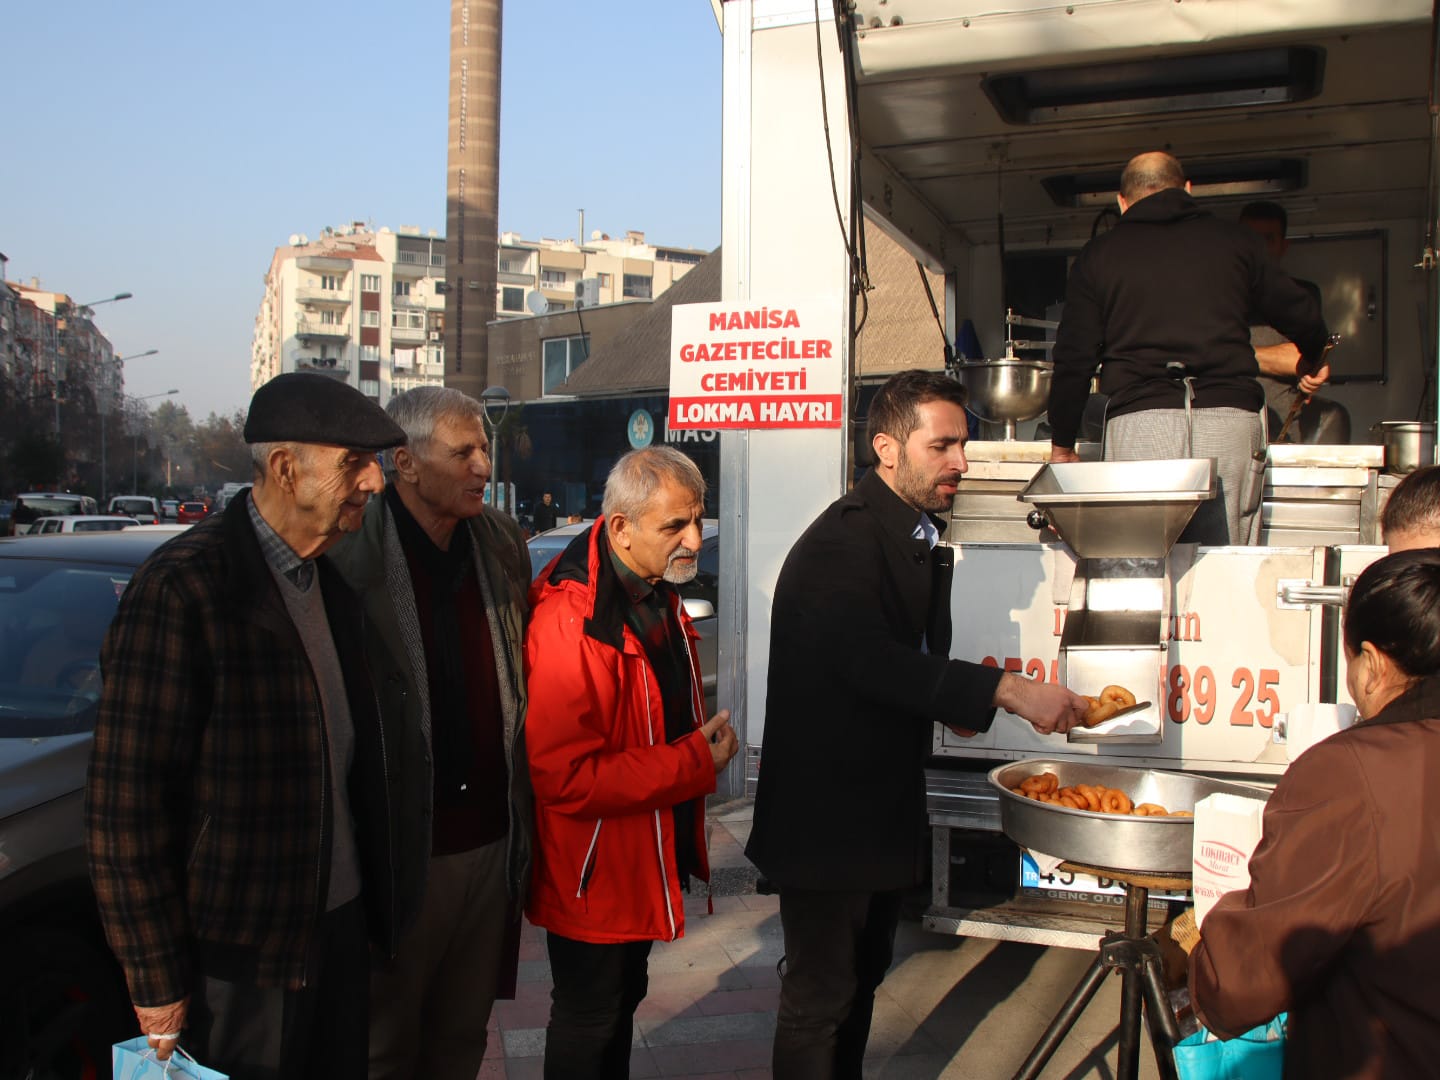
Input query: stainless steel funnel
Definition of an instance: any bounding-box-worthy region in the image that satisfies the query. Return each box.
[1018,459,1215,558]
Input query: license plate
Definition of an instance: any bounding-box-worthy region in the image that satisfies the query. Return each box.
[1019,852,1190,904]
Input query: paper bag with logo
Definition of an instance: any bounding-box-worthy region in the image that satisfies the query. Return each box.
[113,1037,228,1080]
[1192,792,1268,925]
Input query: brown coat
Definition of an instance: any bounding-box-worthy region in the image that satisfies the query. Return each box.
[1190,676,1440,1080]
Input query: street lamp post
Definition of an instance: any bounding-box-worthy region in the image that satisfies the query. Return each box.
[101,349,159,501]
[131,389,179,494]
[480,385,511,513]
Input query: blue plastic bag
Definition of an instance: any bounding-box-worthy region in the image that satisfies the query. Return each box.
[113,1037,229,1079]
[1173,1013,1286,1080]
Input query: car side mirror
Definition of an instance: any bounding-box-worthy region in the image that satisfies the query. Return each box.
[682,598,715,620]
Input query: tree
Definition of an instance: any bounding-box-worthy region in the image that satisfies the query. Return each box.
[9,432,66,491]
[191,410,251,492]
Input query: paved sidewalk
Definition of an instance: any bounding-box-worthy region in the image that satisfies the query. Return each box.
[485,798,1160,1080]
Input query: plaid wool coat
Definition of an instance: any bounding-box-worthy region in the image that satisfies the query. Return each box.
[85,492,401,1008]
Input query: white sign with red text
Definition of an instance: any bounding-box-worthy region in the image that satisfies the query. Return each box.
[668,298,843,429]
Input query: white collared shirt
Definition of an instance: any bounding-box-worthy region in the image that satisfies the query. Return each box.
[912,513,939,550]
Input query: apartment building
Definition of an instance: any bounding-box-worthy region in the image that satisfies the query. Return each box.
[5,280,118,414]
[251,223,448,402]
[495,229,706,320]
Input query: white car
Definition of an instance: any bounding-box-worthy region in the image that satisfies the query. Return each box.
[106,496,161,525]
[29,516,140,535]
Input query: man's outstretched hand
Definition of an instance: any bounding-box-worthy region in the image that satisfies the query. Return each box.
[994,673,1088,736]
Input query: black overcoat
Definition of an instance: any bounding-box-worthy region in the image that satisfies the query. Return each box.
[745,470,1003,892]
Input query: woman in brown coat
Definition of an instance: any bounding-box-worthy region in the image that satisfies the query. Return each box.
[1182,548,1440,1079]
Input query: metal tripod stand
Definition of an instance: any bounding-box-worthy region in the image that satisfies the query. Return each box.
[1012,865,1188,1080]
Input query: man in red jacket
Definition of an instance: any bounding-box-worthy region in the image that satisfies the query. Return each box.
[526,446,740,1079]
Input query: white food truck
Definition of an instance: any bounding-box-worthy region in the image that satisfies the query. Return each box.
[711,0,1438,945]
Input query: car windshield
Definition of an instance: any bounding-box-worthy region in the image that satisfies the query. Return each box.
[528,536,572,580]
[74,520,132,533]
[0,558,131,736]
[111,499,153,515]
[13,497,81,526]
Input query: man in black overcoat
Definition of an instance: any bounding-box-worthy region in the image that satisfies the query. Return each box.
[747,370,1088,1078]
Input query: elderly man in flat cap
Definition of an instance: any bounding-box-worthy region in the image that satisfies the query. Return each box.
[87,373,409,1080]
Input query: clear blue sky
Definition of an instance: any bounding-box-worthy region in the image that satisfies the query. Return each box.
[1,1,722,420]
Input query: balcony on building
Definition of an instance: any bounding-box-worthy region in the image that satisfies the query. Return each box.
[297,355,351,376]
[295,286,351,307]
[296,318,351,341]
[390,322,426,345]
[393,249,439,278]
[296,254,352,273]
[392,359,446,379]
[391,293,434,310]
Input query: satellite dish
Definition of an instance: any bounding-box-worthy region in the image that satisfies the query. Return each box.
[526,291,550,316]
[299,234,309,244]
[288,233,301,246]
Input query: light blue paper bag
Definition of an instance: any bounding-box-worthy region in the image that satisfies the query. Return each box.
[113,1036,228,1080]
[1173,1013,1286,1080]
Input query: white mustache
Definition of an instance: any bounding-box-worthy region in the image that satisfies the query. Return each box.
[669,547,699,562]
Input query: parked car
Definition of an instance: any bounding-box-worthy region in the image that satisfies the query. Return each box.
[176,501,209,524]
[526,519,719,714]
[161,499,180,520]
[11,493,100,535]
[30,516,140,535]
[0,530,175,1078]
[106,495,161,525]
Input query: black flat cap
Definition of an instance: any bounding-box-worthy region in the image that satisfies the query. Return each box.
[244,372,407,450]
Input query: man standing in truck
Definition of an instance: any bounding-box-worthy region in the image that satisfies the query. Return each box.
[1239,200,1351,445]
[748,370,1089,1078]
[1047,151,1328,544]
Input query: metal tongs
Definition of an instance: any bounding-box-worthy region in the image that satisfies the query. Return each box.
[1273,334,1342,444]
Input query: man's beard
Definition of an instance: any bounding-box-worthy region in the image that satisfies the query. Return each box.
[896,455,961,514]
[663,546,700,584]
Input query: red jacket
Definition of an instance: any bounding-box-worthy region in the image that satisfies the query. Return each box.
[524,518,715,944]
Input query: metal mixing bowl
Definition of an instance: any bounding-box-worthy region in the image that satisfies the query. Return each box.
[989,759,1268,874]
[954,359,1053,423]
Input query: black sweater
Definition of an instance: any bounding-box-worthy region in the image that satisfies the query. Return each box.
[1048,188,1327,448]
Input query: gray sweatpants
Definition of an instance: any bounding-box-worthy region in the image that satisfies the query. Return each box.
[1105,407,1265,546]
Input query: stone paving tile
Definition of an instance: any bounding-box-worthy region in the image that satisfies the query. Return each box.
[516,958,551,983]
[502,1059,543,1080]
[694,987,779,1017]
[649,943,740,974]
[491,998,552,1030]
[864,997,945,1058]
[736,893,780,913]
[500,1027,547,1059]
[734,961,781,989]
[634,989,705,1022]
[639,1009,775,1047]
[630,1045,662,1078]
[475,1060,507,1078]
[649,1038,773,1076]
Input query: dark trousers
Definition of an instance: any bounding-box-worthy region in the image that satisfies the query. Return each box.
[544,931,654,1080]
[773,887,905,1080]
[185,898,370,1080]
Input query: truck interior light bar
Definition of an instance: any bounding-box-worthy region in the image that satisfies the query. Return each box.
[1042,159,1308,209]
[983,47,1325,125]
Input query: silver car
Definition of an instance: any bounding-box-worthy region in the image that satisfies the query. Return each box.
[528,520,720,716]
[0,531,176,1077]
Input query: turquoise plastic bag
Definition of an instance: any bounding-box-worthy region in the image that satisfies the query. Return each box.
[113,1037,229,1080]
[1173,1013,1286,1080]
